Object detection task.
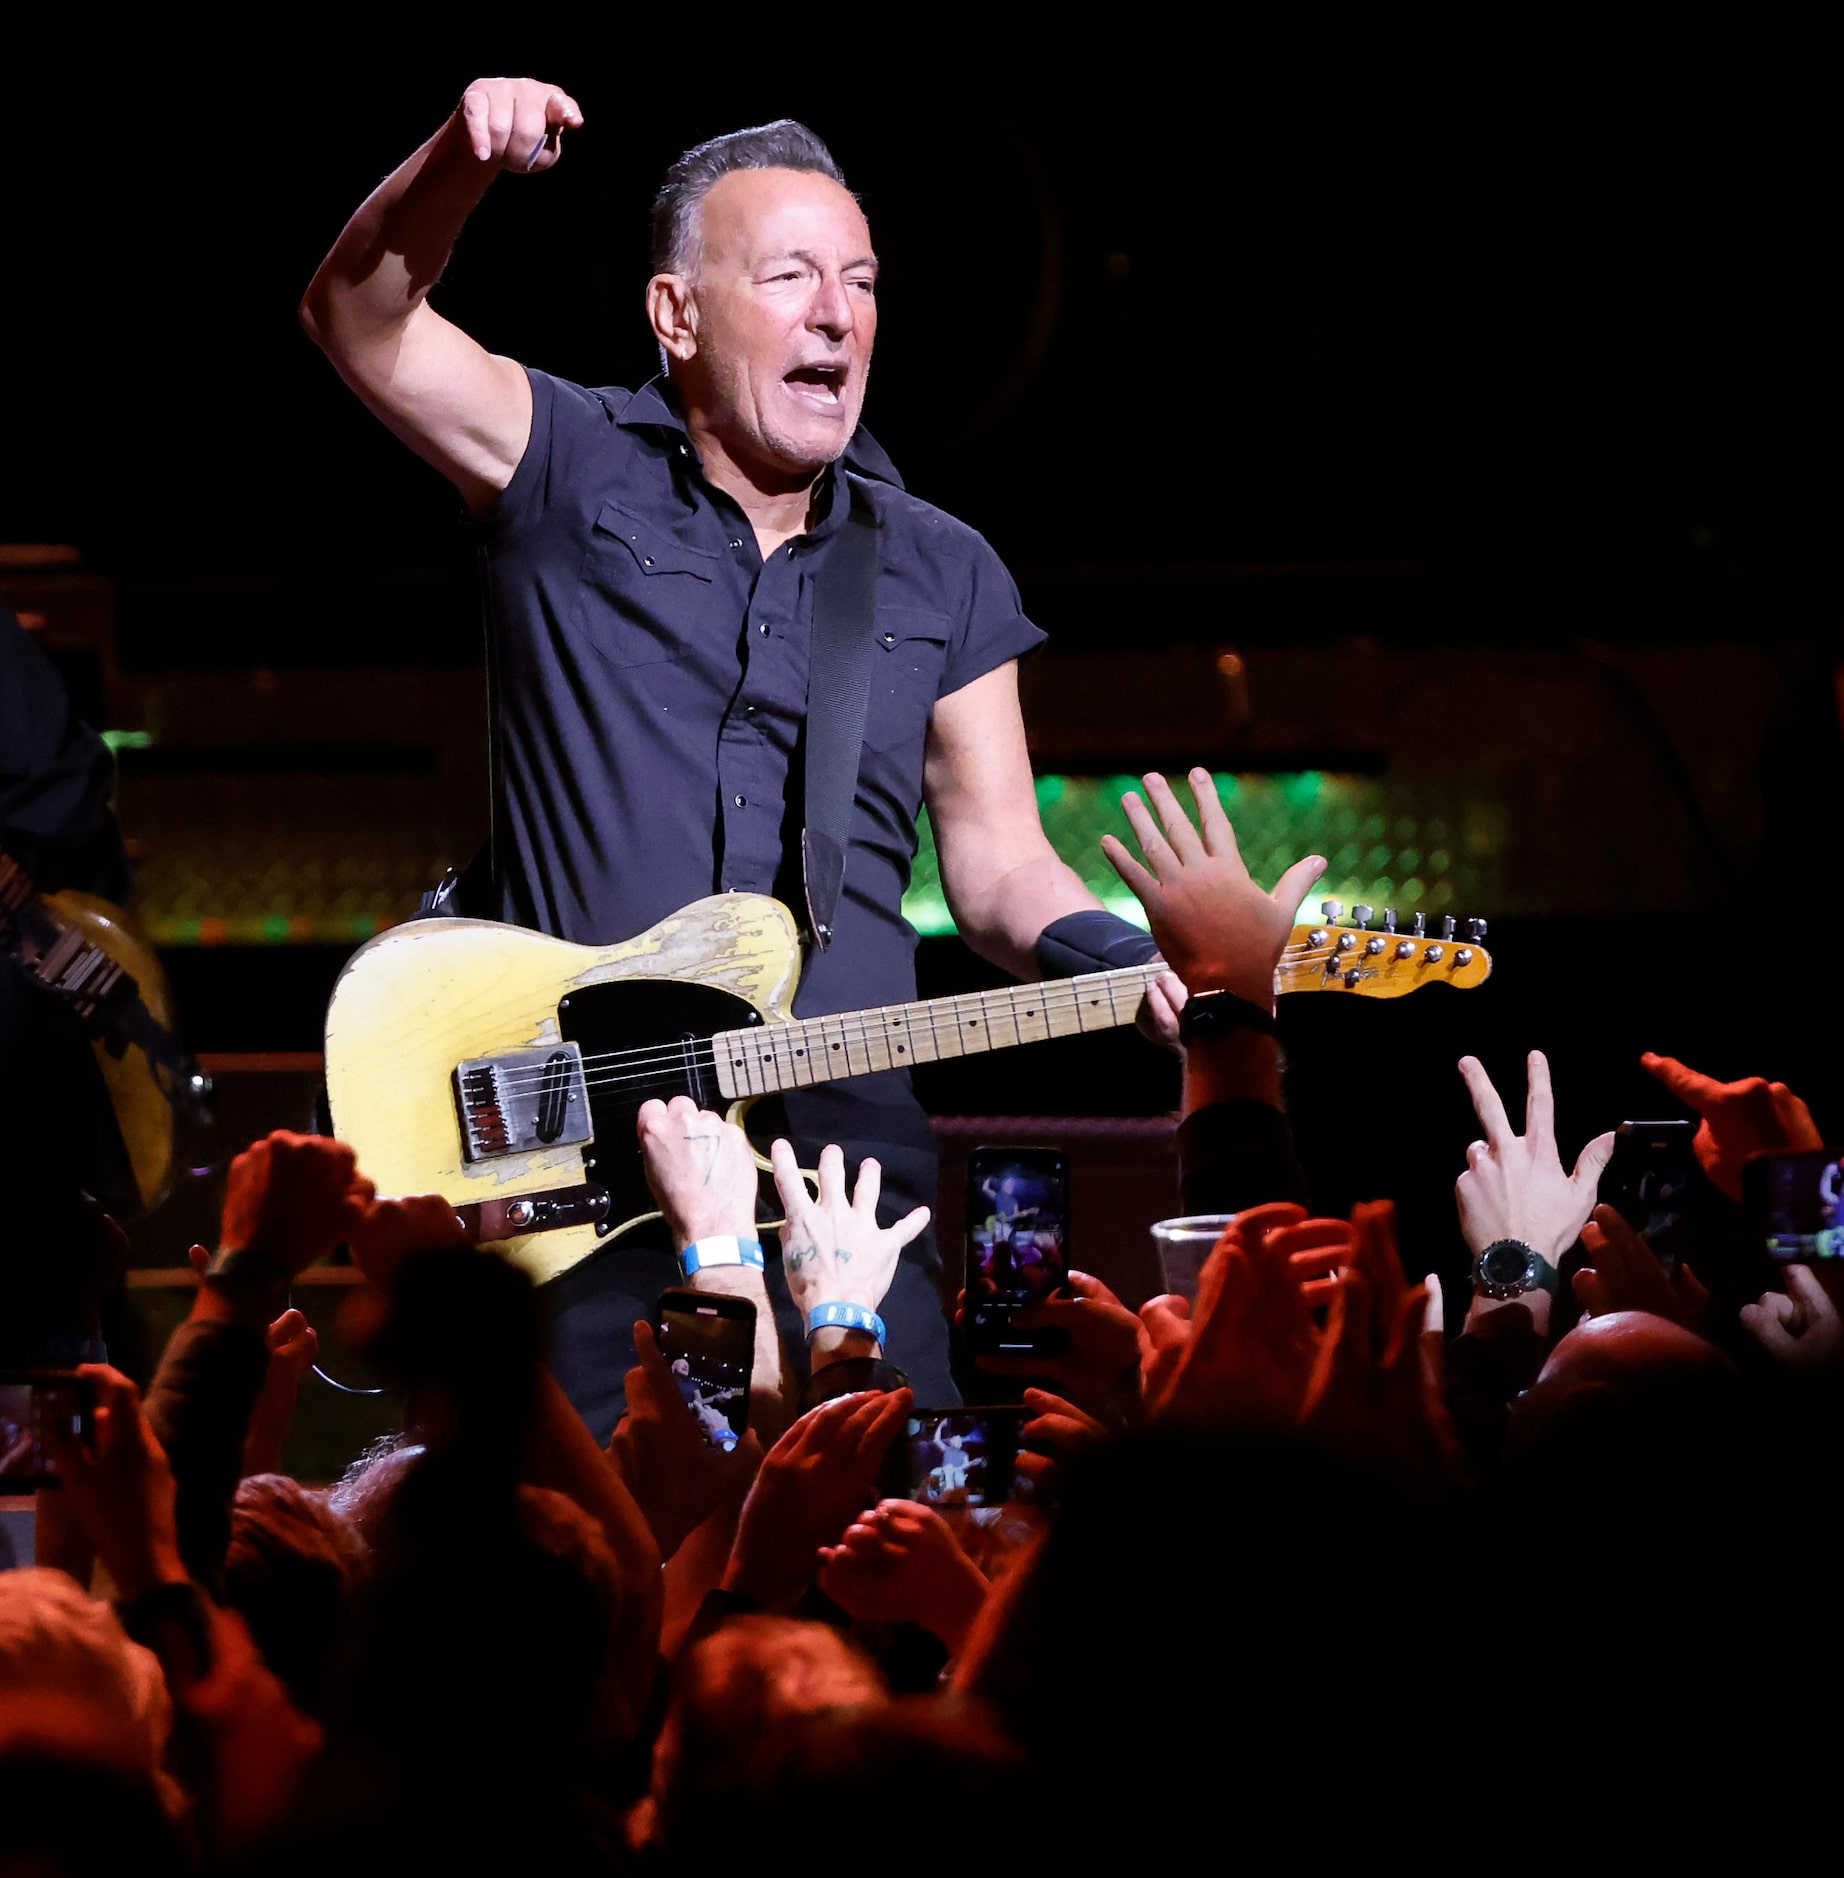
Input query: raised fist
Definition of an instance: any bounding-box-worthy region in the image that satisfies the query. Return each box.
[457,77,584,174]
[219,1131,375,1277]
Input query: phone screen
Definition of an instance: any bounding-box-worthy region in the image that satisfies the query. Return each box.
[1604,1121,1698,1238]
[903,1409,1021,1509]
[655,1293,754,1452]
[0,1374,93,1488]
[967,1149,1070,1308]
[1749,1149,1844,1261]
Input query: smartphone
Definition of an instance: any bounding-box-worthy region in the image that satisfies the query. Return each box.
[1603,1120,1698,1252]
[899,1407,1024,1509]
[965,1146,1071,1356]
[0,1371,96,1489]
[654,1289,755,1452]
[1744,1148,1844,1262]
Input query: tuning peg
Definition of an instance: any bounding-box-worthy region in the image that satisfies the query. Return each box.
[1382,908,1397,932]
[1441,915,1457,940]
[1321,898,1342,923]
[1353,904,1374,928]
[1464,917,1488,942]
[1412,911,1426,938]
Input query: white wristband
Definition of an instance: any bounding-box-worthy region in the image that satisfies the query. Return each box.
[681,1236,765,1276]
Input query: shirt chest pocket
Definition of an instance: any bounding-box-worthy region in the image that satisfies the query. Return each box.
[566,501,721,668]
[861,608,954,754]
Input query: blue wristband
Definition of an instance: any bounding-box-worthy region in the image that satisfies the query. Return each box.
[806,1301,887,1347]
[681,1236,765,1276]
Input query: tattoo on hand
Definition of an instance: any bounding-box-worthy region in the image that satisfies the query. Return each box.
[786,1243,818,1273]
[684,1131,721,1186]
[836,1248,853,1264]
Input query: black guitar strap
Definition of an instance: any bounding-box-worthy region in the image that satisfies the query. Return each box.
[801,471,880,949]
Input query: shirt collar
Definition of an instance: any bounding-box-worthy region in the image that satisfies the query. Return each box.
[610,377,906,491]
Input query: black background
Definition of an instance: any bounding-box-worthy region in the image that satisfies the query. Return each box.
[7,19,1837,661]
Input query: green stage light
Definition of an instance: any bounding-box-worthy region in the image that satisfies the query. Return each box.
[902,773,1499,938]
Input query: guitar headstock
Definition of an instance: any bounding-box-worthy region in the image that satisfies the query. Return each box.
[1277,901,1492,1000]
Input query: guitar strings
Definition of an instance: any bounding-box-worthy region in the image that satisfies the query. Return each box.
[472,968,1176,1097]
[468,945,1471,1100]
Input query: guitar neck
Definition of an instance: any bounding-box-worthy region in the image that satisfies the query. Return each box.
[710,917,1494,1099]
[714,960,1168,1099]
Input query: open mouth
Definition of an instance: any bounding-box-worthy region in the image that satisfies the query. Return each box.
[783,363,849,409]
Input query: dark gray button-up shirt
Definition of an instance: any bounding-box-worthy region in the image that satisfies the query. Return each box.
[476,370,1044,1148]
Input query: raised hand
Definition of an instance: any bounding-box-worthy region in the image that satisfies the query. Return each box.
[723,1388,912,1611]
[637,1096,762,1251]
[1102,768,1326,1007]
[1641,1052,1822,1202]
[456,77,584,175]
[348,1192,470,1289]
[966,1270,1144,1421]
[1574,1203,1709,1330]
[817,1498,991,1653]
[771,1138,929,1329]
[241,1308,320,1478]
[609,1318,758,1560]
[1137,1292,1194,1414]
[1014,1387,1111,1499]
[1741,1265,1844,1374]
[1160,1203,1347,1428]
[41,1365,185,1601]
[219,1132,376,1278]
[1300,1270,1463,1482]
[1455,1052,1614,1264]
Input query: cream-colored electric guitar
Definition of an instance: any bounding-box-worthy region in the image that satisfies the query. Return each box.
[324,892,1491,1283]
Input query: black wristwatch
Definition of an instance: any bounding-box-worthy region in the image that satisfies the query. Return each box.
[1177,989,1277,1045]
[1471,1239,1560,1300]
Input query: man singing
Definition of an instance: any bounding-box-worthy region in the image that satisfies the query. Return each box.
[301,77,1178,1430]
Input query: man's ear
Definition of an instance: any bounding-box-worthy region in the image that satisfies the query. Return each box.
[647,274,699,365]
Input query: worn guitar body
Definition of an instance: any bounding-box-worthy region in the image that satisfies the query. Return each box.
[324,895,802,1284]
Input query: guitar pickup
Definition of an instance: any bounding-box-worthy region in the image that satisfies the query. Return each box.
[454,1044,593,1162]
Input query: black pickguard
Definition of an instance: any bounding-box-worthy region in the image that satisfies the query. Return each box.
[557,977,763,1241]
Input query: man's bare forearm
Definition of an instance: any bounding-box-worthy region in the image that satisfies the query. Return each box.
[300,113,491,349]
[947,849,1100,982]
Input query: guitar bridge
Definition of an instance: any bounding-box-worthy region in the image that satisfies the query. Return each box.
[454,1044,593,1162]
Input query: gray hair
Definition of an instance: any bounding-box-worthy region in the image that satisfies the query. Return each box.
[651,120,850,277]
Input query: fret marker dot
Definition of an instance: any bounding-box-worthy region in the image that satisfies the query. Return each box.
[831,1043,841,1052]
[897,1043,906,1053]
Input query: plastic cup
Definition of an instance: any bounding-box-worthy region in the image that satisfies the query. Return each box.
[1149,1214,1234,1304]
